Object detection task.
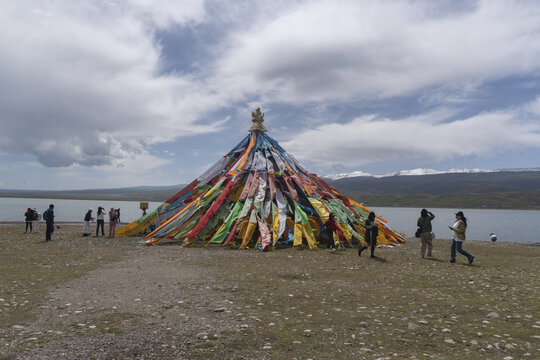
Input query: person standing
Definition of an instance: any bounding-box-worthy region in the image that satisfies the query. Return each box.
[108,207,118,238]
[24,208,33,233]
[324,213,342,252]
[32,208,40,233]
[449,211,474,264]
[417,208,435,258]
[43,204,55,242]
[83,209,93,236]
[96,206,105,236]
[364,212,379,258]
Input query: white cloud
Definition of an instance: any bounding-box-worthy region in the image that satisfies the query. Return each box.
[2,0,540,180]
[53,151,172,188]
[0,0,215,168]
[282,105,540,168]
[526,96,540,116]
[216,0,540,102]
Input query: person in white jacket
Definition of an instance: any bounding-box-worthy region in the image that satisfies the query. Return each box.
[96,206,105,236]
[449,211,474,264]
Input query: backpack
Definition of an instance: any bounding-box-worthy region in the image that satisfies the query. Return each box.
[43,209,49,221]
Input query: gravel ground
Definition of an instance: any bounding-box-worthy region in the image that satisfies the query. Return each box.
[1,223,539,359]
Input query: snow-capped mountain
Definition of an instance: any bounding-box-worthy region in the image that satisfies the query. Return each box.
[324,167,540,181]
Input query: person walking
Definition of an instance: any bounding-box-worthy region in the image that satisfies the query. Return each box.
[96,206,105,236]
[83,209,93,236]
[324,213,342,252]
[364,212,379,258]
[43,204,55,242]
[108,207,118,238]
[417,208,435,258]
[449,211,474,264]
[24,208,33,233]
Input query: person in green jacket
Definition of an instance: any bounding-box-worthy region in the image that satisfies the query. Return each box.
[449,211,474,264]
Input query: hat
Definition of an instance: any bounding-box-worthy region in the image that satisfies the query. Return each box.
[455,211,464,217]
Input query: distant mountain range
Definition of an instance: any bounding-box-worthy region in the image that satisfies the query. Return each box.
[324,169,540,209]
[0,184,183,202]
[1,168,539,209]
[324,167,540,180]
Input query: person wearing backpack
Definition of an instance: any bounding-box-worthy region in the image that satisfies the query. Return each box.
[43,204,55,242]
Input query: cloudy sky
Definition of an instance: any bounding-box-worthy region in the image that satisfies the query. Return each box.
[1,0,540,190]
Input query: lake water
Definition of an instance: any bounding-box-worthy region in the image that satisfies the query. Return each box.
[1,198,538,243]
[370,206,539,244]
[0,197,162,224]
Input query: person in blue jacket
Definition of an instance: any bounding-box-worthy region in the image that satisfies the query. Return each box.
[43,204,55,242]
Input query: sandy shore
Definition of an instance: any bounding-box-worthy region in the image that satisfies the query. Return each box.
[1,223,539,359]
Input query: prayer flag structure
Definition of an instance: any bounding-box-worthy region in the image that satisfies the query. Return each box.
[116,108,405,249]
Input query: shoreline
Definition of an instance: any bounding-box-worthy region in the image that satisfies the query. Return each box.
[2,221,538,245]
[2,193,540,210]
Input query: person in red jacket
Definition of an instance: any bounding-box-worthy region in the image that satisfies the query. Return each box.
[324,213,343,252]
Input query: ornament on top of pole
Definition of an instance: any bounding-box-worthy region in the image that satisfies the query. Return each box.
[250,107,267,132]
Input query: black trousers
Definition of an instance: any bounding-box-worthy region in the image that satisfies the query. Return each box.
[327,231,336,249]
[96,219,105,236]
[25,221,32,232]
[366,235,376,255]
[45,223,53,241]
[370,238,376,255]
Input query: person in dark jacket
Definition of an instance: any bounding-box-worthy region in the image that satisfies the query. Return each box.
[324,213,342,252]
[44,204,55,242]
[365,212,379,258]
[24,208,33,233]
[83,209,94,236]
[417,208,435,258]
